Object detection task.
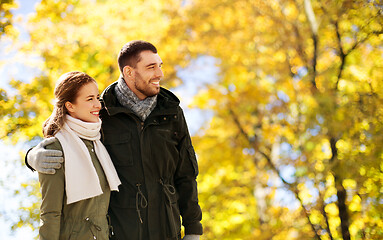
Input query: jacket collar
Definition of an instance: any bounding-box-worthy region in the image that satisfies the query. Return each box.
[100,81,180,117]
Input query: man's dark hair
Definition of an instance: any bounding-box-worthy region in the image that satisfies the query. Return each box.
[118,40,158,73]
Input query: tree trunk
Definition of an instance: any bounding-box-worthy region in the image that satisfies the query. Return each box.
[335,176,351,240]
[330,137,351,240]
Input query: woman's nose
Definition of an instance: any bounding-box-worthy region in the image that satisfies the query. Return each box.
[95,99,101,109]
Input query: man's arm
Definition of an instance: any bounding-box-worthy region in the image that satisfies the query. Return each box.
[175,110,203,236]
[25,137,64,174]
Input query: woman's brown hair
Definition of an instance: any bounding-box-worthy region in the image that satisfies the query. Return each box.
[43,71,97,137]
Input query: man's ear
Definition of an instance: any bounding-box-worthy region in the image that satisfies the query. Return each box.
[123,66,134,79]
[65,101,74,113]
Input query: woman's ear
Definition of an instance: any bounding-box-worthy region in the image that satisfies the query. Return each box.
[65,101,74,113]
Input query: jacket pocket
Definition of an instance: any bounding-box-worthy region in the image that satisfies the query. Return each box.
[103,133,133,166]
[156,128,178,145]
[187,146,199,177]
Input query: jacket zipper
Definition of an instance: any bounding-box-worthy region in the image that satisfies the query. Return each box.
[85,217,101,239]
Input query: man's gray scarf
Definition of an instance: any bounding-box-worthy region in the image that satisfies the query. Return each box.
[114,76,157,121]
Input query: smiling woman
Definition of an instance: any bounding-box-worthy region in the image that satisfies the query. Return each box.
[43,72,100,137]
[64,81,101,123]
[37,71,121,240]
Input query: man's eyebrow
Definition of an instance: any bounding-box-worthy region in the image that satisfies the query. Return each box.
[145,62,163,67]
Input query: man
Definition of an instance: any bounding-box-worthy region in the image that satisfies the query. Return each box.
[26,40,203,240]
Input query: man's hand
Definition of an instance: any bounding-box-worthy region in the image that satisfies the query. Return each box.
[27,137,64,174]
[182,235,200,240]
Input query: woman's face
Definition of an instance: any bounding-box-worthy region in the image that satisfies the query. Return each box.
[66,82,101,122]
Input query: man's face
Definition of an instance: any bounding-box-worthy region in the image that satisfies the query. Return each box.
[126,50,163,100]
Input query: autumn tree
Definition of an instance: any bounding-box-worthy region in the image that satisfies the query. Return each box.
[1,0,382,239]
[0,0,18,140]
[0,0,17,39]
[167,0,383,239]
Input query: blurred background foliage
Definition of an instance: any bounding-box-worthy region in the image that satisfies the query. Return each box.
[0,0,382,239]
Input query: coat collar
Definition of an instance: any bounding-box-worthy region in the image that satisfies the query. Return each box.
[100,81,180,117]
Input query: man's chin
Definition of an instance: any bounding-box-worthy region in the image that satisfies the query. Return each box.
[146,90,160,98]
[138,86,160,98]
[151,87,160,96]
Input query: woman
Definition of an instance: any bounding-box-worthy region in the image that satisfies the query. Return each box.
[38,71,121,240]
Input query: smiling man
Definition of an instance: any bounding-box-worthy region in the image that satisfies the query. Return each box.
[26,40,203,240]
[122,48,163,100]
[102,41,203,240]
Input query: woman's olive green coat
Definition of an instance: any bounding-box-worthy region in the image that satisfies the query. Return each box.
[39,139,111,240]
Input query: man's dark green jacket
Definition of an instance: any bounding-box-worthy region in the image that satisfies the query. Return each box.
[100,82,203,240]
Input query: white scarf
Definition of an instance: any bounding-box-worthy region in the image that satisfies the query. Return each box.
[55,115,121,204]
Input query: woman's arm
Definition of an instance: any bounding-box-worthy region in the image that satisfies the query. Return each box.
[38,140,65,240]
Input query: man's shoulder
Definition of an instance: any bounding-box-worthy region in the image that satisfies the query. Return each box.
[101,81,118,100]
[159,87,180,104]
[100,81,119,110]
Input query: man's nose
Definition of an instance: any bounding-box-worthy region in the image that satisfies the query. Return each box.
[155,67,164,78]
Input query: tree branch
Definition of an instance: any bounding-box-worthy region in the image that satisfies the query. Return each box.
[334,20,346,90]
[318,189,334,240]
[304,0,319,90]
[228,105,322,240]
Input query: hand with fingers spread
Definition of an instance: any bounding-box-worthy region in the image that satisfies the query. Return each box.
[27,137,64,174]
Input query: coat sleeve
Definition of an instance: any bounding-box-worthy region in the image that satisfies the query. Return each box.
[38,140,65,240]
[174,109,203,235]
[24,147,35,171]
